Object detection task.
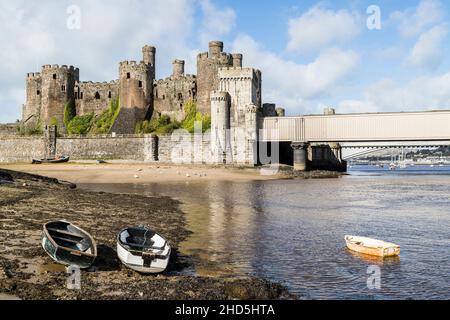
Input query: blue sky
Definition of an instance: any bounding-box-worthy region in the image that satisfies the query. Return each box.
[1,0,450,122]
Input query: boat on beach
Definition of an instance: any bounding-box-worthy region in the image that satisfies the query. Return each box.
[345,235,400,258]
[41,221,97,269]
[117,226,171,274]
[32,156,70,164]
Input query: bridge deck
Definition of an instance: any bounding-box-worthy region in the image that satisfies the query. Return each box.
[261,110,450,143]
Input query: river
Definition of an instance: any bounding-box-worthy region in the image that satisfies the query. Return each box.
[80,165,450,300]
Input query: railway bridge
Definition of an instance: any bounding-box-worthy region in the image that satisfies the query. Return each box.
[260,109,450,171]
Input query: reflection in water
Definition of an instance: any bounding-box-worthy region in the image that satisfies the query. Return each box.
[81,173,450,300]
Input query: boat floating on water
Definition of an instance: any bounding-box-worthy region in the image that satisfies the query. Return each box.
[117,226,171,274]
[41,221,97,269]
[345,235,400,258]
[32,156,70,164]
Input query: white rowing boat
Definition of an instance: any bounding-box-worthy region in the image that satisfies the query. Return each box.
[117,226,171,274]
[345,235,400,257]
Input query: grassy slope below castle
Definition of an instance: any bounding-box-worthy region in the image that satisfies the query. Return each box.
[64,97,121,135]
[135,100,211,135]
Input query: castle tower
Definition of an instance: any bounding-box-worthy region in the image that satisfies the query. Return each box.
[113,45,156,133]
[23,72,43,128]
[172,59,185,79]
[232,54,243,68]
[217,67,262,165]
[210,91,231,164]
[197,41,234,114]
[39,64,79,131]
[142,45,156,72]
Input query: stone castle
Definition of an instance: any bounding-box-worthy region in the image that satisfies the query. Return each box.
[22,41,285,164]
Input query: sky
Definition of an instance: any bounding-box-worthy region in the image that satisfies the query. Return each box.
[1,0,450,123]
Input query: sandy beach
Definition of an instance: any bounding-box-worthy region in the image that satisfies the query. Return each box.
[1,162,288,185]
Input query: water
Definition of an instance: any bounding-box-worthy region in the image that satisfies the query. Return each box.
[80,165,450,300]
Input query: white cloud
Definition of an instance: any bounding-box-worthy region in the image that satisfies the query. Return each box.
[232,34,359,115]
[0,0,197,123]
[198,0,236,47]
[391,0,445,38]
[338,73,450,113]
[406,24,449,70]
[287,5,361,53]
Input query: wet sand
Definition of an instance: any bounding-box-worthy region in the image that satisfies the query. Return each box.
[0,169,294,300]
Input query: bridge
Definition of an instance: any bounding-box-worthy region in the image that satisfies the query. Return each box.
[260,109,450,171]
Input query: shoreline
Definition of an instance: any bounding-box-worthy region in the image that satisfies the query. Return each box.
[0,168,295,300]
[0,162,344,185]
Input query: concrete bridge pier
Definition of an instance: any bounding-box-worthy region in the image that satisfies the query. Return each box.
[292,143,308,171]
[309,142,347,172]
[291,142,347,172]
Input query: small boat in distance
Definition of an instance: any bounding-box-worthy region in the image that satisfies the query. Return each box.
[117,226,171,274]
[345,235,400,258]
[32,156,69,164]
[42,221,97,269]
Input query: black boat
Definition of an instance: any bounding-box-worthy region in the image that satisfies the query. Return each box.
[42,221,97,269]
[32,156,70,164]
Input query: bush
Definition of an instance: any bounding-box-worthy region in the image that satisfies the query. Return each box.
[91,97,120,134]
[136,115,180,134]
[67,113,95,135]
[17,118,43,136]
[135,100,210,135]
[181,100,211,133]
[50,116,59,127]
[64,99,76,128]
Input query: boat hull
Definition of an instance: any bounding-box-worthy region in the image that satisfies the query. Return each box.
[32,157,70,164]
[116,227,171,274]
[42,221,97,269]
[116,242,171,274]
[345,236,400,258]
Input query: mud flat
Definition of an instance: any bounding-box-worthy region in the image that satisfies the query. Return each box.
[0,169,294,300]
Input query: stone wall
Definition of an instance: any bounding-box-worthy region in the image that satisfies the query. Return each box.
[75,81,119,115]
[0,134,212,164]
[0,124,18,136]
[0,136,44,162]
[154,74,197,122]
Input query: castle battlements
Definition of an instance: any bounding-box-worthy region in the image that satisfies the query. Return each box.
[76,80,119,87]
[27,73,41,79]
[210,91,230,102]
[218,67,261,81]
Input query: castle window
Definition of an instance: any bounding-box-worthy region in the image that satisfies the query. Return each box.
[127,72,131,79]
[178,93,183,100]
[36,90,40,96]
[95,92,100,99]
[139,81,142,88]
[80,92,83,99]
[108,91,112,98]
[162,95,165,100]
[61,85,65,92]
[53,74,57,80]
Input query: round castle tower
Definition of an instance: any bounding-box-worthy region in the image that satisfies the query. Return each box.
[116,46,156,133]
[210,91,231,163]
[142,45,156,71]
[172,59,185,79]
[232,54,243,68]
